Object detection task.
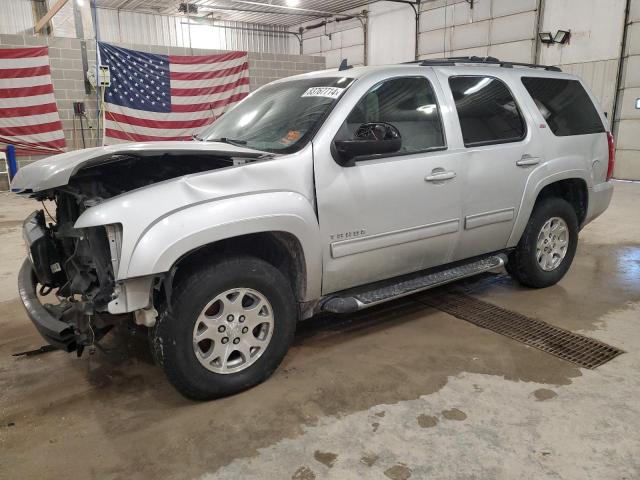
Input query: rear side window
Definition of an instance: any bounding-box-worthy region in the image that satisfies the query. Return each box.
[448,76,526,147]
[521,77,604,136]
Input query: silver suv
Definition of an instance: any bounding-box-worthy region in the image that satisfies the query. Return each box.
[14,58,614,399]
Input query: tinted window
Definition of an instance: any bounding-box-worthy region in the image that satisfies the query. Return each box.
[449,76,526,147]
[521,77,604,136]
[335,77,445,154]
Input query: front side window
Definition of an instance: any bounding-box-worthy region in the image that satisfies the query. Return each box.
[334,76,446,155]
[521,77,604,136]
[449,76,526,147]
[200,77,354,153]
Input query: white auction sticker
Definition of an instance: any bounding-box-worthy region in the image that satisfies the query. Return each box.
[302,86,344,99]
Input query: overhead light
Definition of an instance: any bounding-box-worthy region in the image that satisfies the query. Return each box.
[554,30,571,44]
[286,0,301,5]
[538,32,554,44]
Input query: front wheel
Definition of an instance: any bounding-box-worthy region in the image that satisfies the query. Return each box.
[151,256,297,400]
[506,197,579,288]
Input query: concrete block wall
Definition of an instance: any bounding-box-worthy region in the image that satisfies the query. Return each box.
[614,0,640,179]
[418,0,538,63]
[0,34,325,170]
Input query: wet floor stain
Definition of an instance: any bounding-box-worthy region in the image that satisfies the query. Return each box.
[417,414,438,428]
[533,388,558,401]
[384,463,412,480]
[291,466,316,480]
[360,453,379,467]
[313,450,338,468]
[442,408,467,421]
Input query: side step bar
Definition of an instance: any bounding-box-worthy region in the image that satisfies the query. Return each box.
[321,254,507,314]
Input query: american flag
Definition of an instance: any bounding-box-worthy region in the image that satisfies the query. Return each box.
[0,47,66,156]
[99,42,250,144]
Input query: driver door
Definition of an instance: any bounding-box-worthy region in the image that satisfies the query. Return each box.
[313,74,464,294]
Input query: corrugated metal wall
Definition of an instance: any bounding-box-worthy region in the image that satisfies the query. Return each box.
[95,9,292,54]
[1,0,36,34]
[1,1,292,54]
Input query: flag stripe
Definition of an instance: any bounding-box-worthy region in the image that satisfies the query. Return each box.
[0,65,50,79]
[0,93,57,108]
[0,83,54,98]
[0,55,50,69]
[0,74,53,89]
[105,111,216,129]
[170,62,248,81]
[0,111,61,127]
[168,51,246,64]
[105,119,202,138]
[171,76,249,97]
[0,47,48,59]
[0,102,59,118]
[0,120,63,136]
[105,128,192,142]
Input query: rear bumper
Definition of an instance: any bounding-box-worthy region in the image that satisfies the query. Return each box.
[584,181,614,226]
[17,258,77,352]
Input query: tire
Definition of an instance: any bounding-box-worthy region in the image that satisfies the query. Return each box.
[151,256,297,400]
[506,197,578,288]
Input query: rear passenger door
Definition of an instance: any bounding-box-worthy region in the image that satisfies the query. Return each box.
[441,74,544,261]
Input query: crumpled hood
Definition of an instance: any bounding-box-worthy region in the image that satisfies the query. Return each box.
[11,141,268,193]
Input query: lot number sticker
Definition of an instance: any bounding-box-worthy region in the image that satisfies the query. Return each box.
[302,87,344,99]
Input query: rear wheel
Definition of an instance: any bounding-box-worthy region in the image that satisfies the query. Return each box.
[152,256,297,400]
[506,197,578,288]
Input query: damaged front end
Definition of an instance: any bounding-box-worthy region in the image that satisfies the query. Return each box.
[19,200,127,354]
[14,143,273,354]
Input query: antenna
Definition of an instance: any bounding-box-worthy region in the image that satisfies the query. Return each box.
[338,59,352,71]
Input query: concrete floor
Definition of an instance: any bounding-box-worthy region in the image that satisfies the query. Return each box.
[1,181,639,480]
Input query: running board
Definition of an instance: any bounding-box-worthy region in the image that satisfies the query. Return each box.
[321,254,507,314]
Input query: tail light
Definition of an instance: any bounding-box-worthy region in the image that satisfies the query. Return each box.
[606,132,615,181]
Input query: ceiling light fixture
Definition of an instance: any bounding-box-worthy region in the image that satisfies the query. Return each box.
[286,0,301,6]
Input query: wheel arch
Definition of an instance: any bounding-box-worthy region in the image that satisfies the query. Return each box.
[508,172,589,247]
[168,231,310,304]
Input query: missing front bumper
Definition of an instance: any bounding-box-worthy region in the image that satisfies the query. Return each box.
[17,258,77,352]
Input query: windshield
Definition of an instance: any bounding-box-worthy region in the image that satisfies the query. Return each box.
[199,76,354,153]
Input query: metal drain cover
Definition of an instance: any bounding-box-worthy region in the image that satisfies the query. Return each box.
[421,291,624,369]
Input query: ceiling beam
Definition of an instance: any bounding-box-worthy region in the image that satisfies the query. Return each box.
[34,0,69,33]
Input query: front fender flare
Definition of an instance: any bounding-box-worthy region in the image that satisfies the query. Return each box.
[123,191,322,301]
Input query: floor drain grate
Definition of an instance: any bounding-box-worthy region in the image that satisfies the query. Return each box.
[420,291,624,369]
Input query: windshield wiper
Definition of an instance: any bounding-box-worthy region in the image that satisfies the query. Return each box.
[209,137,248,147]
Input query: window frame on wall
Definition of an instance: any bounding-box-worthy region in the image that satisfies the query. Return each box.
[520,77,605,137]
[333,75,448,163]
[448,75,528,148]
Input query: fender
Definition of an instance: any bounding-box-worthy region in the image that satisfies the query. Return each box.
[76,189,322,302]
[507,165,591,248]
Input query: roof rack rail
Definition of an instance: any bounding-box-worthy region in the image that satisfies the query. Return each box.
[407,56,562,72]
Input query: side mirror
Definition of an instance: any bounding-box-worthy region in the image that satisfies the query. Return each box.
[334,122,401,166]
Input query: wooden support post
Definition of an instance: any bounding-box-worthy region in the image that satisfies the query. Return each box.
[34,0,69,33]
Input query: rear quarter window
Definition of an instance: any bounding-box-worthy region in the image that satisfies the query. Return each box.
[521,77,605,136]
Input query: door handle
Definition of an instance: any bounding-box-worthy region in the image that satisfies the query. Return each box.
[516,155,541,167]
[425,170,456,182]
